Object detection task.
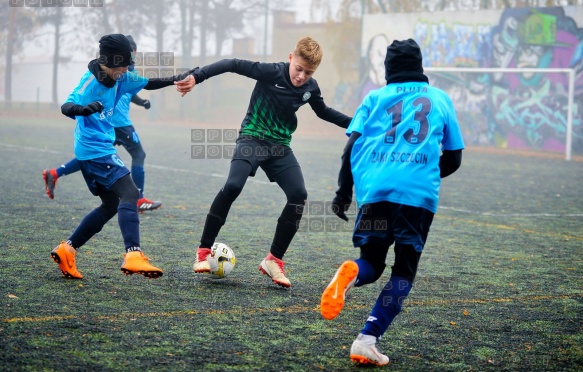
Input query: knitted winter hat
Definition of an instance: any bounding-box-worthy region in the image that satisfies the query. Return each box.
[384,39,424,82]
[98,34,133,67]
[125,35,137,51]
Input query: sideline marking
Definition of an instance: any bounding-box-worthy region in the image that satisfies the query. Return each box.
[2,142,582,218]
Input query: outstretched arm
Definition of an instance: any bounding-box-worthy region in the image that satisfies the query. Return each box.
[308,91,352,129]
[125,67,197,97]
[176,59,277,96]
[143,69,195,92]
[190,59,275,84]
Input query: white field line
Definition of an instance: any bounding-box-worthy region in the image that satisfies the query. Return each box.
[2,142,582,217]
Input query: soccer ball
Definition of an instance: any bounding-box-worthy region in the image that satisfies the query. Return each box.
[207,242,236,279]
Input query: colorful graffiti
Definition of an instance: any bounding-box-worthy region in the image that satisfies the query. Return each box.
[413,7,583,154]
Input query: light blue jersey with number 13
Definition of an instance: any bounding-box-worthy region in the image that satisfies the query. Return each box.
[347,81,465,213]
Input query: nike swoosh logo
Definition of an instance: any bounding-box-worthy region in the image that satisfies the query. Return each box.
[65,254,74,270]
[331,283,339,299]
[275,84,286,89]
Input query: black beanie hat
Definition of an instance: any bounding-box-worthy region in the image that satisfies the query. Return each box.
[98,34,133,68]
[384,39,424,82]
[125,35,137,51]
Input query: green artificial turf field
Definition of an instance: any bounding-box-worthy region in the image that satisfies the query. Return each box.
[1,108,581,371]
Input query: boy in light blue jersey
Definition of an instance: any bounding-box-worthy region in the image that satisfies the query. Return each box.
[320,39,464,366]
[43,35,162,212]
[50,34,195,280]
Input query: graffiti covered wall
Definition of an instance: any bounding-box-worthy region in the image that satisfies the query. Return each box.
[359,6,583,155]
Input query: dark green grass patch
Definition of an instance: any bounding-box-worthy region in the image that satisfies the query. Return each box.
[1,112,581,371]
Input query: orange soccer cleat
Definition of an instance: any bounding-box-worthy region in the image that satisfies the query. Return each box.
[320,260,358,320]
[121,251,163,278]
[51,241,83,279]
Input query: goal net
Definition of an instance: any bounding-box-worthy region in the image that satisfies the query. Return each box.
[424,67,579,160]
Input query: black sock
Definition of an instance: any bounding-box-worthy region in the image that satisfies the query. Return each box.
[200,190,235,248]
[270,203,304,259]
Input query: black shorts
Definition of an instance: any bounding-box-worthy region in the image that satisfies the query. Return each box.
[233,136,299,182]
[352,201,434,252]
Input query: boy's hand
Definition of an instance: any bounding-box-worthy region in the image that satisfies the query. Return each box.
[82,101,103,116]
[175,75,195,97]
[331,195,351,221]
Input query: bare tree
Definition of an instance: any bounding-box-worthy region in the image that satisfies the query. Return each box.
[114,0,175,52]
[3,6,16,104]
[179,0,197,66]
[110,0,122,33]
[210,0,245,56]
[1,6,35,104]
[200,0,209,64]
[50,6,62,106]
[38,3,66,106]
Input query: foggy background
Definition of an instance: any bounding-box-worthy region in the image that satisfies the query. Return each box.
[1,0,582,155]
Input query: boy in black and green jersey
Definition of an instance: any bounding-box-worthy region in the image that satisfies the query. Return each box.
[189,36,352,287]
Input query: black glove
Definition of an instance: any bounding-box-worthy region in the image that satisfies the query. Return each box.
[332,195,351,222]
[81,101,103,116]
[143,100,151,110]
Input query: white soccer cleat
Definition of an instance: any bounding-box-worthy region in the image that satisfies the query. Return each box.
[350,334,390,366]
[259,252,291,288]
[193,247,211,273]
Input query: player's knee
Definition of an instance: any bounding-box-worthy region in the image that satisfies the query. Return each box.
[222,179,245,199]
[287,188,307,205]
[131,148,146,165]
[120,184,140,205]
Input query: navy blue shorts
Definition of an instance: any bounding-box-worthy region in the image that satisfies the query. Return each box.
[233,136,299,182]
[78,154,130,196]
[352,201,434,252]
[114,125,141,148]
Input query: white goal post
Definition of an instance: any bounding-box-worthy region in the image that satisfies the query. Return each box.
[424,67,576,161]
